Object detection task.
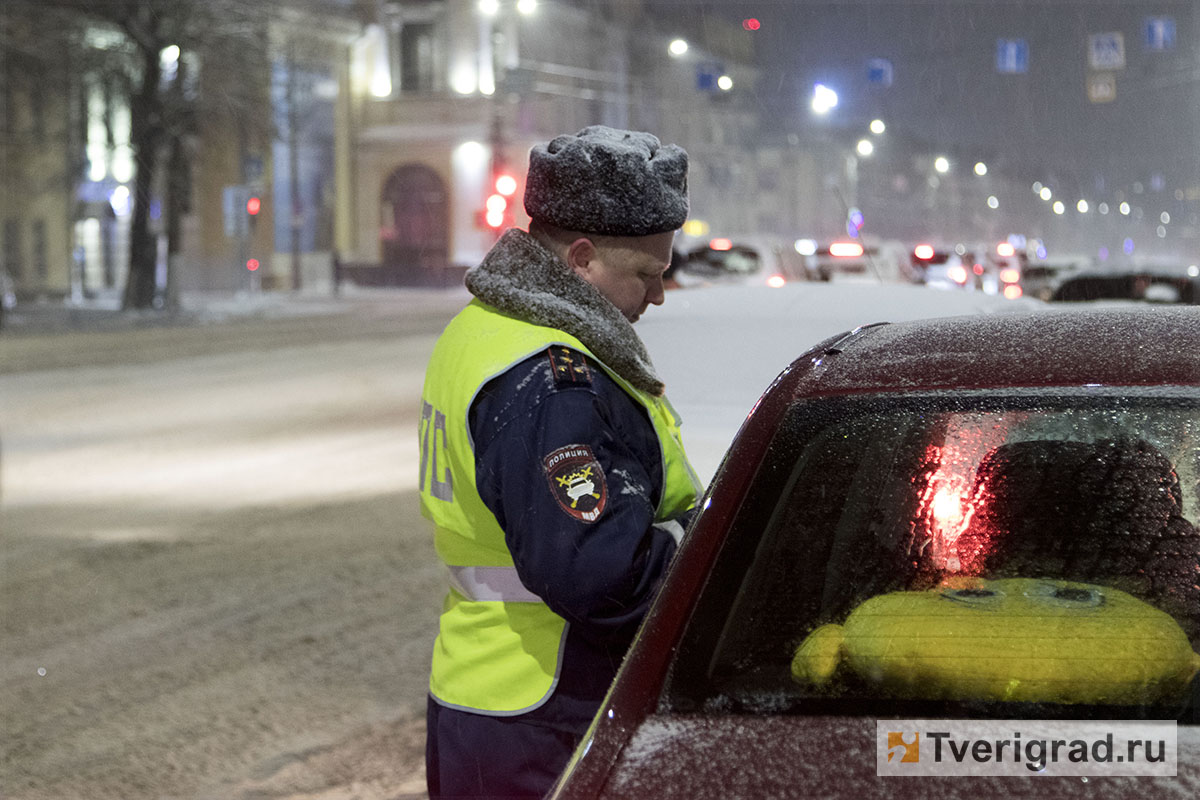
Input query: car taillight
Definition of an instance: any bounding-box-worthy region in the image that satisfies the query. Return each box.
[1003,284,1023,299]
[829,241,864,257]
[948,265,969,284]
[767,274,786,288]
[1000,268,1021,284]
[914,244,935,260]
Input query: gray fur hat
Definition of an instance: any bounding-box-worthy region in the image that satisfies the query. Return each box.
[524,125,689,236]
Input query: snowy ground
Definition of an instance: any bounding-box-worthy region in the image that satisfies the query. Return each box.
[641,280,1044,482]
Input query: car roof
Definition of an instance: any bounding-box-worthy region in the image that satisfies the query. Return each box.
[783,306,1200,398]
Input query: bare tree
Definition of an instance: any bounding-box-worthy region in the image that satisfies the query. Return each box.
[4,0,276,309]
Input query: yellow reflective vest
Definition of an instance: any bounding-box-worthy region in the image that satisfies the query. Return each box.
[419,298,700,714]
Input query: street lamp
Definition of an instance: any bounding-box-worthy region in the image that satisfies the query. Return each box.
[934,156,950,174]
[856,138,874,157]
[668,38,688,56]
[869,118,886,134]
[811,83,838,114]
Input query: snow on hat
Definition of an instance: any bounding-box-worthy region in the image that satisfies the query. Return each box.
[524,125,689,236]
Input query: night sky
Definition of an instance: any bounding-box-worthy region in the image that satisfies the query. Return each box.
[645,1,1200,200]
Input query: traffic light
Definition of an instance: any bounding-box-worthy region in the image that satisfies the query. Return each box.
[482,172,518,231]
[246,195,261,233]
[742,18,761,31]
[246,258,260,272]
[484,193,508,229]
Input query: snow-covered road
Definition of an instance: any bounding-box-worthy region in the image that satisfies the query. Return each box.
[0,282,1046,799]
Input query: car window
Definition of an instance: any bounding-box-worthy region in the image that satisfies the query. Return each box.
[684,245,763,276]
[665,391,1200,722]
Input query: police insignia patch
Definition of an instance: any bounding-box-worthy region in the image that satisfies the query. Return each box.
[547,346,592,387]
[543,444,607,522]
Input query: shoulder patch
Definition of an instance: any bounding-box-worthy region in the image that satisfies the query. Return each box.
[543,444,608,523]
[547,346,592,388]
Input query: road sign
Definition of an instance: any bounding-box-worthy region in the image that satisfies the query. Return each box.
[1088,32,1125,70]
[1145,16,1176,51]
[696,62,723,92]
[866,58,893,87]
[1087,72,1116,103]
[996,38,1028,73]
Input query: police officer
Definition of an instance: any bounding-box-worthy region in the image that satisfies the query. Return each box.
[419,126,702,798]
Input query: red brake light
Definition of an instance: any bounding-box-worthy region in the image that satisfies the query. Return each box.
[710,238,733,251]
[914,244,935,260]
[829,241,864,257]
[996,242,1016,257]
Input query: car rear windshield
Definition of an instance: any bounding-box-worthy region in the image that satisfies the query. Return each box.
[685,246,762,275]
[665,391,1200,722]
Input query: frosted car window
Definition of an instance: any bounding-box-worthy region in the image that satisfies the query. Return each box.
[664,393,1200,720]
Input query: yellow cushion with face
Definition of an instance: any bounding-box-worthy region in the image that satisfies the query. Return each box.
[791,577,1200,705]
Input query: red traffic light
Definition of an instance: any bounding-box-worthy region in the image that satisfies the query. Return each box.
[246,196,261,215]
[494,174,517,196]
[742,18,761,31]
[485,194,508,229]
[246,258,260,271]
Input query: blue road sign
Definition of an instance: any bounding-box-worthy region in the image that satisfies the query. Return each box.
[866,58,893,87]
[696,62,723,91]
[1088,32,1126,70]
[1145,16,1176,51]
[996,39,1028,74]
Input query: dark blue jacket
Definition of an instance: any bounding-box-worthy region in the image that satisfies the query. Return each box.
[468,346,690,732]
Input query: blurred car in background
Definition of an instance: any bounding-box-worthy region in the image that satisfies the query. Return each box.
[673,235,808,288]
[909,242,1025,298]
[1020,254,1093,301]
[1051,259,1200,304]
[794,237,910,283]
[552,305,1200,799]
[909,243,980,290]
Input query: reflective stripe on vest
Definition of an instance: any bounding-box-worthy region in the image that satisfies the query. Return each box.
[420,299,701,714]
[448,565,542,603]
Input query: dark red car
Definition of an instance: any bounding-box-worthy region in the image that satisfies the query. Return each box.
[553,306,1200,798]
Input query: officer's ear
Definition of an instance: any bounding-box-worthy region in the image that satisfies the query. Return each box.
[565,236,600,280]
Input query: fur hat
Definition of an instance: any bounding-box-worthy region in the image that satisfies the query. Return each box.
[523,125,688,236]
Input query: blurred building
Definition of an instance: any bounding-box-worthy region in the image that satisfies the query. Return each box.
[0,0,825,299]
[341,0,813,282]
[0,16,82,301]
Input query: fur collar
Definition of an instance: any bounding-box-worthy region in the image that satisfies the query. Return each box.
[464,228,664,395]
